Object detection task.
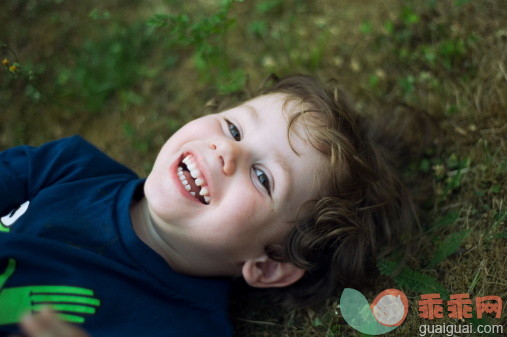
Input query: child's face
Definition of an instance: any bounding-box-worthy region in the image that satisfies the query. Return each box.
[144,93,328,276]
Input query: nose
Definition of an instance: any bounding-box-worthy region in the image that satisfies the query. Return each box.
[209,139,241,176]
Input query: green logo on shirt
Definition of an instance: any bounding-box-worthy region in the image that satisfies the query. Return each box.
[0,259,101,325]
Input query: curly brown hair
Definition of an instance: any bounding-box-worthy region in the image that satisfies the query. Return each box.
[249,74,423,307]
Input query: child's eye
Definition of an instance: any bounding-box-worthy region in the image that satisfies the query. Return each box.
[254,167,271,195]
[225,119,241,141]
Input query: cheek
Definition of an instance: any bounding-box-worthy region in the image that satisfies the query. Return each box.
[154,122,203,156]
[173,117,217,141]
[214,189,266,235]
[221,195,287,250]
[144,174,171,217]
[224,194,258,226]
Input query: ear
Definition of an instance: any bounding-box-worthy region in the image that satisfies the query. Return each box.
[242,255,305,288]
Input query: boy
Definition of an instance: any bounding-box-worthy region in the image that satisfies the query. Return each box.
[0,75,416,337]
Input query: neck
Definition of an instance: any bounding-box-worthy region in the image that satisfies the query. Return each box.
[130,197,243,277]
[130,197,193,273]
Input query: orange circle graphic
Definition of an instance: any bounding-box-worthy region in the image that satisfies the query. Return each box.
[370,289,409,327]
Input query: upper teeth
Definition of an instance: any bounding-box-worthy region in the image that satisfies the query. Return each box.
[178,154,210,204]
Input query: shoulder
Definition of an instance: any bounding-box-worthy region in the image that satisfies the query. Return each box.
[51,135,138,178]
[8,135,106,160]
[23,136,138,187]
[44,135,108,157]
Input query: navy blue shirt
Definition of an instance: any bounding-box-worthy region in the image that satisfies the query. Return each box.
[0,136,233,337]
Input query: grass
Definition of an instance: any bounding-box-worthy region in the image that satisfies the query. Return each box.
[1,0,506,336]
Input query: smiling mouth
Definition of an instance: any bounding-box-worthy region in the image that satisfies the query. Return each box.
[177,154,210,205]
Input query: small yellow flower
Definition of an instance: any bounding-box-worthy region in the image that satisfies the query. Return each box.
[2,58,9,66]
[9,65,17,72]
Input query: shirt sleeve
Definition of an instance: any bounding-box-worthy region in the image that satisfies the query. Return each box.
[0,136,137,215]
[0,143,33,215]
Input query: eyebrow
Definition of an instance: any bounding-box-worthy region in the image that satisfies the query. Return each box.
[243,104,260,127]
[273,152,292,199]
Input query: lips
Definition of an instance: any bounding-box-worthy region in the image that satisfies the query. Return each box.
[176,153,210,205]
